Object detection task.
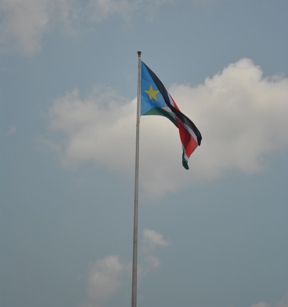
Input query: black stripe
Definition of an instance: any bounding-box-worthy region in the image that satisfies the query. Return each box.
[143,62,202,146]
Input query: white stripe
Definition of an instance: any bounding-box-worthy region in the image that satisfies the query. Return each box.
[176,117,198,143]
[167,94,198,143]
[168,94,176,107]
[162,106,173,113]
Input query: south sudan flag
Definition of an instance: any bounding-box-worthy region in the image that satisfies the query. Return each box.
[141,61,202,170]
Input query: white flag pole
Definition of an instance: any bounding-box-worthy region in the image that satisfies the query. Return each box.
[131,50,141,307]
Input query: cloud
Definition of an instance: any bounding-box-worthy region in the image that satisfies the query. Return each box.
[82,229,168,307]
[177,58,288,177]
[47,58,288,197]
[48,87,135,170]
[143,229,169,248]
[86,255,125,302]
[0,0,174,55]
[140,229,169,273]
[87,0,132,22]
[251,293,288,307]
[0,0,55,54]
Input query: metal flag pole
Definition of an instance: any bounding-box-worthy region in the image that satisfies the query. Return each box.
[131,50,141,307]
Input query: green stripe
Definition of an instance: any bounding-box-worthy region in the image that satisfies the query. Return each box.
[182,152,189,170]
[142,108,178,127]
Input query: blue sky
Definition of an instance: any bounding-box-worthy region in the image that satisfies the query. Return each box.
[1,1,288,307]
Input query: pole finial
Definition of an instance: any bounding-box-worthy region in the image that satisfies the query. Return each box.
[137,51,142,57]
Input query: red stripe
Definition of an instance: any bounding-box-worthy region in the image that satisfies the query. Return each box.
[169,94,180,111]
[177,119,198,157]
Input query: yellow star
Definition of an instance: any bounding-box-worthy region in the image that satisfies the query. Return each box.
[144,84,159,101]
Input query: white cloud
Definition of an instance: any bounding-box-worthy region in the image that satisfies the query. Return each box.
[143,229,169,248]
[251,293,288,307]
[0,0,174,55]
[87,0,132,22]
[47,58,288,197]
[140,229,169,273]
[82,230,168,306]
[48,87,135,171]
[86,255,125,302]
[173,58,288,178]
[0,0,55,54]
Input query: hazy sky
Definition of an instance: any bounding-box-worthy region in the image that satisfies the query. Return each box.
[1,1,288,307]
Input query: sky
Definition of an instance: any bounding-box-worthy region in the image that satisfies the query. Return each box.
[1,0,288,307]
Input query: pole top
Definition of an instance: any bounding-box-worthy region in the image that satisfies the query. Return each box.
[137,51,142,57]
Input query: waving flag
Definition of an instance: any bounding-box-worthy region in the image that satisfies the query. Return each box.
[141,61,202,169]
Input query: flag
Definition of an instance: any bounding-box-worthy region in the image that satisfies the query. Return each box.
[141,61,202,170]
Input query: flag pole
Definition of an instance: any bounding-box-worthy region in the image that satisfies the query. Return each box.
[131,51,141,307]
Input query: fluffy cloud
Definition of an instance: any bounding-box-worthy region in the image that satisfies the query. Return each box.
[140,229,170,273]
[143,229,169,248]
[82,229,168,307]
[86,255,125,302]
[0,0,51,54]
[0,0,173,55]
[49,87,135,171]
[251,293,288,307]
[48,58,288,197]
[172,59,288,179]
